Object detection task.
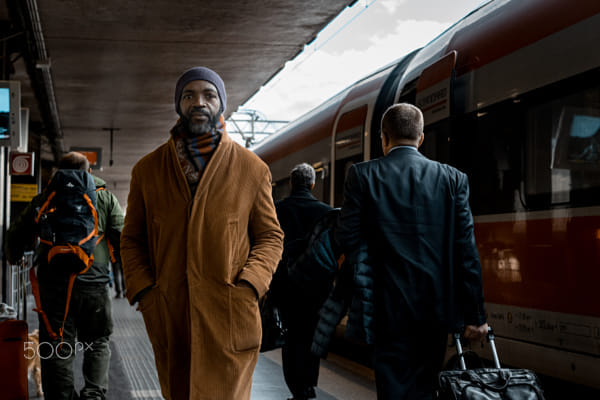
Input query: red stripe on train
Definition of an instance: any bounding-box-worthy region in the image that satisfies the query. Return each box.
[450,0,600,76]
[475,214,600,318]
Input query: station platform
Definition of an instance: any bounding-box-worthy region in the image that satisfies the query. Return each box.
[25,291,376,399]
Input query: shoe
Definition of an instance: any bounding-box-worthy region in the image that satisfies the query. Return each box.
[115,293,123,299]
[288,387,315,400]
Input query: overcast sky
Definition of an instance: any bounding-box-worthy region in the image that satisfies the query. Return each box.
[228,0,487,143]
[229,0,486,145]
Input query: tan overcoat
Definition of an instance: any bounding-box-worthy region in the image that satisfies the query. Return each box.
[121,130,283,399]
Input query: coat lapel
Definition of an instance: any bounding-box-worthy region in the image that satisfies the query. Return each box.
[167,138,193,201]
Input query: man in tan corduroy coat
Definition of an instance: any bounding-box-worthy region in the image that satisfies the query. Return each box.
[121,67,284,400]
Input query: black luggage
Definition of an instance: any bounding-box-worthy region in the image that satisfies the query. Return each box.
[259,291,286,352]
[437,328,545,399]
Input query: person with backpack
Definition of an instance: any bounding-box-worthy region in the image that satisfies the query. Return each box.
[4,151,124,400]
[271,163,333,400]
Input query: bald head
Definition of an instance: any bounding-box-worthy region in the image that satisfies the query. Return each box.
[58,152,90,171]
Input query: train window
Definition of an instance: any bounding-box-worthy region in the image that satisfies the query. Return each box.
[398,79,417,104]
[457,101,525,215]
[333,155,363,208]
[334,143,364,207]
[420,120,451,165]
[525,83,600,208]
[370,50,420,161]
[333,107,367,207]
[311,163,330,204]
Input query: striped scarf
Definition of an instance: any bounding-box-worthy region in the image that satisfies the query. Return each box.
[172,115,224,194]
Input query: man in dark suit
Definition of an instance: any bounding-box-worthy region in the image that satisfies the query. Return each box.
[335,103,488,399]
[273,163,333,400]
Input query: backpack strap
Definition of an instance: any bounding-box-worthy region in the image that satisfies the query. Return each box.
[96,233,105,245]
[34,191,56,224]
[29,267,59,341]
[58,274,78,342]
[94,233,117,263]
[47,243,95,272]
[29,265,86,345]
[79,193,98,245]
[106,237,117,263]
[30,191,61,340]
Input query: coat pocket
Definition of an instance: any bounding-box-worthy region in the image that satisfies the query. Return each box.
[229,285,261,352]
[139,288,167,350]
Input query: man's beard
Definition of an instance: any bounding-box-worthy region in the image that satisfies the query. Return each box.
[182,109,219,137]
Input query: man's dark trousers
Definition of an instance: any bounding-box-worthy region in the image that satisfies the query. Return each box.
[38,280,113,400]
[373,323,448,400]
[281,295,321,399]
[112,261,126,298]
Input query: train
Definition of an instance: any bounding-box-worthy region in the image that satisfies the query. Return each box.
[252,0,600,390]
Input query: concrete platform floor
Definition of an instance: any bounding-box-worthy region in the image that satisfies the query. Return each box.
[26,292,376,399]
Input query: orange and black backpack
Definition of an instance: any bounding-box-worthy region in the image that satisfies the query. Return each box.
[29,169,99,343]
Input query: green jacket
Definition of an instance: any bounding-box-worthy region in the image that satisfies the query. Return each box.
[79,175,124,283]
[4,174,124,284]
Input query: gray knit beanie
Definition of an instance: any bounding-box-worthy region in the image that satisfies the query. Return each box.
[174,67,227,116]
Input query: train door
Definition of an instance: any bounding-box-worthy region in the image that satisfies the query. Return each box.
[405,51,457,165]
[370,50,420,161]
[415,51,456,128]
[331,105,367,207]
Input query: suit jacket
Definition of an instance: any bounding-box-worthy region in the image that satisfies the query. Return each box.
[335,146,486,337]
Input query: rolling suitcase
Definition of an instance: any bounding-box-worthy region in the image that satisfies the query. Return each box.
[437,327,545,399]
[0,319,29,399]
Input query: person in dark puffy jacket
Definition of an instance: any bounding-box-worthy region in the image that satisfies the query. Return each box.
[272,163,333,400]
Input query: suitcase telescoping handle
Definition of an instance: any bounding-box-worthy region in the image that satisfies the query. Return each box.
[453,326,501,370]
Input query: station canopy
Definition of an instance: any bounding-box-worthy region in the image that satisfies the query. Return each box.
[2,0,356,206]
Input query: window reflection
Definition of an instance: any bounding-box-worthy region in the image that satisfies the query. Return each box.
[527,84,600,208]
[493,248,522,283]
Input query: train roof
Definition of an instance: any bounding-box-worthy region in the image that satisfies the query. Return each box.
[251,0,497,157]
[253,0,600,161]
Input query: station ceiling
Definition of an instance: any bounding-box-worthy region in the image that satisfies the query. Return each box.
[3,0,356,207]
